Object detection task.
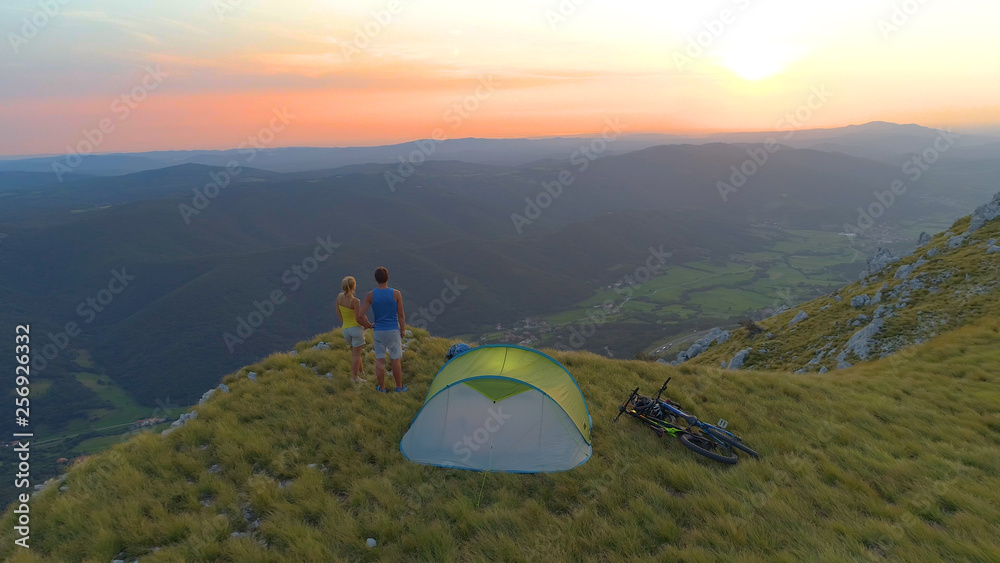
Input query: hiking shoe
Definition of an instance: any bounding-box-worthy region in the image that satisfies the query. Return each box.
[376,385,389,393]
[395,386,409,392]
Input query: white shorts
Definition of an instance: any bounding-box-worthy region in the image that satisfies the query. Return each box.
[342,326,365,348]
[373,330,402,360]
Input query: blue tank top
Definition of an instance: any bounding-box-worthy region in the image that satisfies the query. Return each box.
[372,287,398,331]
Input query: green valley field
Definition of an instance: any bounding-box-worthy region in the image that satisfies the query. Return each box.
[516,227,887,358]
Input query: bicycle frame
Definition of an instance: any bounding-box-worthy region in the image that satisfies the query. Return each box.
[652,378,745,448]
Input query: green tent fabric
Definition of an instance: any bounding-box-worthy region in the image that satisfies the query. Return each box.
[400,345,592,473]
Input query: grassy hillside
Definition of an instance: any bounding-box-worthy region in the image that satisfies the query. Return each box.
[3,322,999,561]
[689,210,1000,373]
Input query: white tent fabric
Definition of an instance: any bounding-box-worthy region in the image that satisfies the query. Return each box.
[400,380,591,472]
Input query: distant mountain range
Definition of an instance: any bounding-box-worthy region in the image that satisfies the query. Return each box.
[1,123,998,435]
[2,122,998,180]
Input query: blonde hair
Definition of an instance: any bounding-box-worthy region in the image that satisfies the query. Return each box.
[341,276,356,297]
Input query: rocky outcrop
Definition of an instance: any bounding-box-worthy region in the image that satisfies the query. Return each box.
[836,318,885,363]
[967,191,1000,233]
[851,295,871,308]
[672,327,730,364]
[865,247,899,276]
[726,348,752,370]
[788,310,809,327]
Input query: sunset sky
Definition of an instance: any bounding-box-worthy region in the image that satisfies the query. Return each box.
[1,0,999,155]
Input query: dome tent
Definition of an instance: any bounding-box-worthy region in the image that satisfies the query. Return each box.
[400,345,592,473]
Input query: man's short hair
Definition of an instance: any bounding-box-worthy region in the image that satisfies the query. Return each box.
[374,266,389,284]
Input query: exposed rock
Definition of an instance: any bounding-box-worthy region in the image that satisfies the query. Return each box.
[794,368,807,374]
[948,235,967,248]
[818,366,829,374]
[834,295,842,302]
[289,350,298,357]
[199,388,216,405]
[218,383,230,393]
[894,264,915,280]
[966,191,1000,233]
[788,310,809,327]
[836,318,885,362]
[656,358,668,364]
[405,329,414,337]
[837,361,853,370]
[163,410,199,435]
[765,333,774,340]
[209,464,222,474]
[926,247,939,257]
[914,259,928,268]
[311,342,331,351]
[866,247,899,275]
[917,231,931,246]
[248,371,258,381]
[851,295,871,308]
[988,246,1000,255]
[727,348,752,370]
[674,328,730,364]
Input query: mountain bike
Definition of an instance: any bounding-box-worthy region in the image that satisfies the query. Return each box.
[614,378,760,464]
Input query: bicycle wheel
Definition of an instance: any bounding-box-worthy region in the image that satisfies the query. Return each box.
[704,427,761,459]
[678,432,738,464]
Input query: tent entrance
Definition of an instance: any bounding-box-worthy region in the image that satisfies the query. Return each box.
[401,382,589,472]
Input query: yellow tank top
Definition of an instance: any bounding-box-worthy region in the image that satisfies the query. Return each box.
[339,303,360,328]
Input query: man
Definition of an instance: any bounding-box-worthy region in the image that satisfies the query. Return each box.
[360,266,407,392]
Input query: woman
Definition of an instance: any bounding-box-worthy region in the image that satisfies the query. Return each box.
[336,276,374,383]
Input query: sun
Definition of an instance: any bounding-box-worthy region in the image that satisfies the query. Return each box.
[716,43,799,81]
